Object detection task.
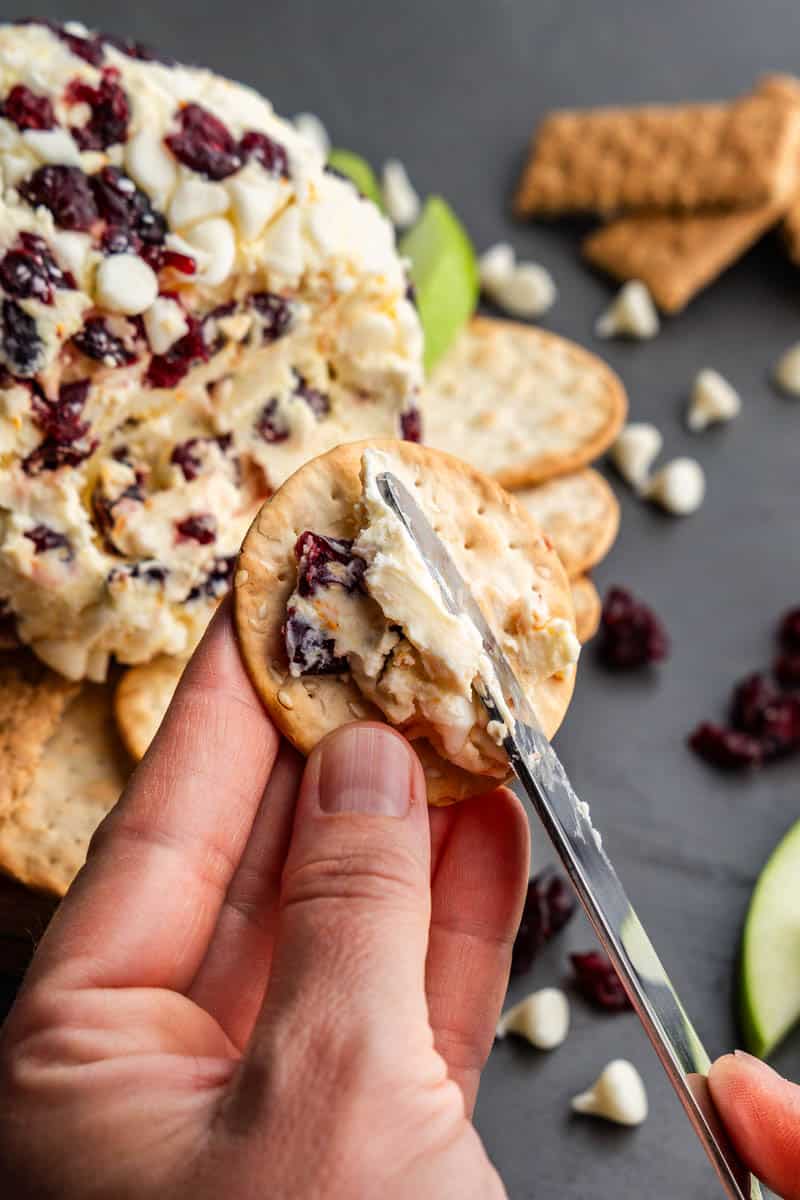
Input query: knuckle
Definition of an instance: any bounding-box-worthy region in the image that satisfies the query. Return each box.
[281,843,423,910]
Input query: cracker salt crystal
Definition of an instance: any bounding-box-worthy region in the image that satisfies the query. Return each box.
[688,368,741,431]
[645,457,705,515]
[595,281,659,340]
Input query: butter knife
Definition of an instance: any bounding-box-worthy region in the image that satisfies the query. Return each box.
[376,470,761,1200]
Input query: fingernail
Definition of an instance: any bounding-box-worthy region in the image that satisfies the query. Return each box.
[316,725,412,816]
[733,1050,780,1078]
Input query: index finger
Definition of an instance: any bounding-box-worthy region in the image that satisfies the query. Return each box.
[24,600,280,996]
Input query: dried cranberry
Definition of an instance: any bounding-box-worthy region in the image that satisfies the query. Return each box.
[251,292,292,342]
[597,586,669,669]
[400,406,422,443]
[176,514,217,545]
[779,608,800,652]
[186,555,236,602]
[101,35,175,66]
[90,167,166,245]
[165,103,242,180]
[284,608,347,676]
[2,84,55,131]
[1,299,42,376]
[101,225,141,255]
[201,301,237,355]
[730,673,780,734]
[24,379,96,473]
[510,868,576,976]
[239,130,289,178]
[688,722,763,769]
[0,233,72,305]
[294,530,366,598]
[256,397,290,443]
[24,523,71,558]
[66,69,129,151]
[146,316,208,388]
[775,652,800,688]
[170,434,231,481]
[72,317,136,367]
[760,696,800,761]
[293,373,330,418]
[570,951,632,1012]
[20,165,98,232]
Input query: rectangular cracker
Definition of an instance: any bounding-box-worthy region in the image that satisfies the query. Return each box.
[583,204,784,313]
[0,684,130,896]
[515,94,800,217]
[756,74,800,263]
[0,655,79,821]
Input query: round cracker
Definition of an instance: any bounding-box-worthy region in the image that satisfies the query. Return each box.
[513,468,620,579]
[114,656,186,761]
[571,576,602,644]
[234,439,577,805]
[422,316,627,489]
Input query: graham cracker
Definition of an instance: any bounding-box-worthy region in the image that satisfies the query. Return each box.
[0,684,130,896]
[235,439,577,805]
[422,317,627,489]
[583,204,783,313]
[515,94,800,217]
[0,654,78,821]
[756,74,800,264]
[571,576,601,644]
[513,469,619,579]
[114,656,186,761]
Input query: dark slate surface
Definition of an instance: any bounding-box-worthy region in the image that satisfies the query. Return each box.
[2,2,800,1195]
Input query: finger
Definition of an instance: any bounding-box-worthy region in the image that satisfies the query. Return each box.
[709,1052,800,1199]
[426,788,530,1115]
[25,601,280,997]
[234,724,432,1107]
[187,742,303,1049]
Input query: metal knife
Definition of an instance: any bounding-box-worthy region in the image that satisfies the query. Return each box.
[376,470,761,1200]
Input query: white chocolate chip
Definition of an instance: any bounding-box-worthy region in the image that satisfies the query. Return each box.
[490,262,557,318]
[610,422,663,491]
[571,1060,648,1126]
[227,173,283,240]
[164,231,209,275]
[181,218,236,286]
[260,203,304,281]
[22,128,81,166]
[50,231,91,282]
[773,342,800,396]
[479,242,556,318]
[143,296,189,355]
[125,129,177,209]
[496,988,570,1050]
[479,242,515,290]
[688,369,741,431]
[169,179,230,229]
[94,254,159,316]
[381,159,420,228]
[595,281,659,340]
[293,112,331,157]
[645,457,706,516]
[2,154,33,190]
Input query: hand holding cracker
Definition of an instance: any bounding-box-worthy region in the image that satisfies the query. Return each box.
[0,602,530,1200]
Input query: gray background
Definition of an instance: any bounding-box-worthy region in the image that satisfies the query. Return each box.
[2,1,800,1196]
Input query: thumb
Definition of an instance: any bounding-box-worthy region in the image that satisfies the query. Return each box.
[246,723,433,1065]
[709,1051,800,1199]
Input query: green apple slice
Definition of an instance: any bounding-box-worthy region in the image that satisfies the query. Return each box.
[740,817,800,1057]
[399,195,478,372]
[326,148,383,210]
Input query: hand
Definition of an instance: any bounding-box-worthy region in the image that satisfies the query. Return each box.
[710,1052,800,1199]
[0,600,530,1200]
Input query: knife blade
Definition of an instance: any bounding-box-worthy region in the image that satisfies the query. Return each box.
[376,469,761,1200]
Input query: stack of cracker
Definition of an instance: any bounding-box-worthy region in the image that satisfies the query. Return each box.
[0,314,626,906]
[515,83,800,311]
